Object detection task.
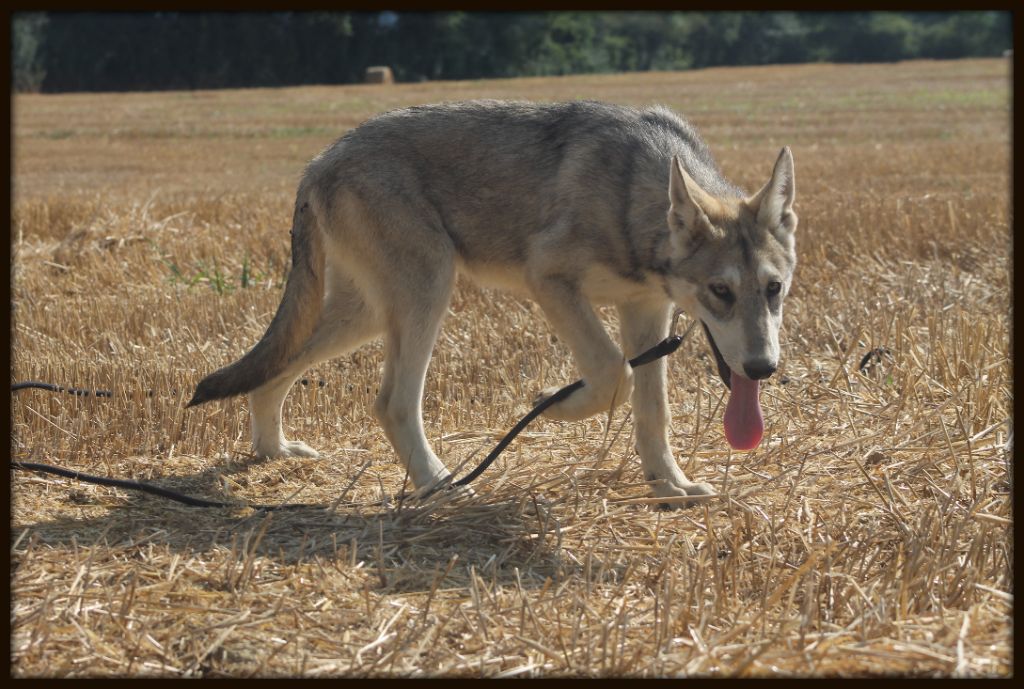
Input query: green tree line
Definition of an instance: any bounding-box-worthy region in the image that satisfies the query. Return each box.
[12,11,1012,93]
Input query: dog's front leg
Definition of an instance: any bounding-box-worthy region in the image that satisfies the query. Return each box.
[618,299,715,501]
[529,276,633,421]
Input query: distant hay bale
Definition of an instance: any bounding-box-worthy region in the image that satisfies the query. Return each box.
[365,66,394,84]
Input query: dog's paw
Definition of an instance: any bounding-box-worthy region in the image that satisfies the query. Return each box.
[407,470,455,497]
[535,385,587,421]
[254,440,320,459]
[535,362,633,421]
[282,440,320,458]
[650,479,716,509]
[533,386,562,409]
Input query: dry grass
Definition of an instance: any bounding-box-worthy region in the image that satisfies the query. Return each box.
[10,59,1012,677]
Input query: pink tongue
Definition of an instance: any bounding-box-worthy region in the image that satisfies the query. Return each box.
[724,370,763,450]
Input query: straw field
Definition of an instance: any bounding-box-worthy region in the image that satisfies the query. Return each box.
[10,58,1011,676]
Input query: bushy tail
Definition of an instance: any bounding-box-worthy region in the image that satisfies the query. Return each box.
[188,200,325,407]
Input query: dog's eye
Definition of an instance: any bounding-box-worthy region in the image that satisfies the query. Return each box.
[766,281,782,297]
[709,283,733,301]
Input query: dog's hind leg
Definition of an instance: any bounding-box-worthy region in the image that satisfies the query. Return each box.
[250,276,380,458]
[371,256,455,492]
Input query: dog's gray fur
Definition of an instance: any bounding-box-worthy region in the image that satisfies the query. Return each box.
[190,100,797,499]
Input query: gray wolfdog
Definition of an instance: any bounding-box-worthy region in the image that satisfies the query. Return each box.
[189,100,797,501]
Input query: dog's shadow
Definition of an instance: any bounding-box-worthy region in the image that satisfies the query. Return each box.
[11,459,571,593]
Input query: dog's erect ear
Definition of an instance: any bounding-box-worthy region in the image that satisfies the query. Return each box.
[747,147,797,235]
[668,155,721,253]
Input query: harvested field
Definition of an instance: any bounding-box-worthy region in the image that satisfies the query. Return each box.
[10,58,1012,676]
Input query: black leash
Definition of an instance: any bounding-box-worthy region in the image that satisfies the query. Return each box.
[11,381,115,397]
[11,319,695,508]
[10,378,324,399]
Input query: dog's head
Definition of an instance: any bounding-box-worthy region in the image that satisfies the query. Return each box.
[662,148,797,449]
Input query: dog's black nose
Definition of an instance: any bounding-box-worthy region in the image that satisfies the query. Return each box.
[743,359,777,380]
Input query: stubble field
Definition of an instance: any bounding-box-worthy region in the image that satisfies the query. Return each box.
[10,59,1012,677]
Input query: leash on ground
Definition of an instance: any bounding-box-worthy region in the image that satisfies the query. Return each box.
[10,317,696,511]
[10,378,325,398]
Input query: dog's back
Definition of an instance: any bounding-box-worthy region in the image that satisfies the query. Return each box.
[303,101,745,274]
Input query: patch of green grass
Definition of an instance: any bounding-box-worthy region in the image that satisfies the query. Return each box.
[162,253,279,295]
